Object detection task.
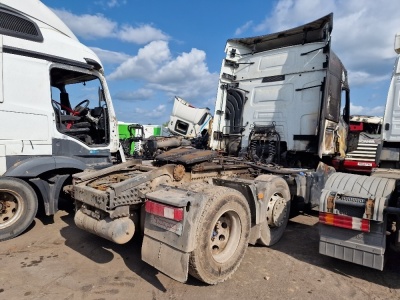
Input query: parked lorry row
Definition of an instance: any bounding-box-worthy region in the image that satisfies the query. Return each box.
[1,0,400,286]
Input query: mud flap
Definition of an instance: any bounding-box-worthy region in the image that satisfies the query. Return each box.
[141,184,210,282]
[319,172,396,270]
[142,235,189,283]
[319,223,386,270]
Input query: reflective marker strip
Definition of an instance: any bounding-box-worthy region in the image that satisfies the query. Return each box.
[319,212,370,232]
[145,200,183,222]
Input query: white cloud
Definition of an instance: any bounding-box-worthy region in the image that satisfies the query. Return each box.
[108,41,171,80]
[235,21,253,36]
[53,9,117,39]
[114,88,154,101]
[107,0,122,8]
[118,24,169,44]
[52,9,168,44]
[133,104,167,118]
[90,47,130,64]
[94,0,127,9]
[108,41,219,102]
[251,0,400,86]
[348,70,390,87]
[350,103,385,116]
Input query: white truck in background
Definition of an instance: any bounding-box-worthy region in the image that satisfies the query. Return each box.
[0,0,121,241]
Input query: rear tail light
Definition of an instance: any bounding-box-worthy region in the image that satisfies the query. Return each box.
[145,200,183,222]
[319,212,370,232]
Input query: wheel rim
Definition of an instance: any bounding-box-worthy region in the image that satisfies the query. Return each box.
[266,193,288,227]
[0,189,24,229]
[210,211,241,264]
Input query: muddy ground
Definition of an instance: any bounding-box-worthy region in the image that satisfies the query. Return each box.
[1,200,399,300]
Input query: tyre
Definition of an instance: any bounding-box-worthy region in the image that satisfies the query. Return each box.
[0,178,38,241]
[255,175,291,246]
[188,187,250,284]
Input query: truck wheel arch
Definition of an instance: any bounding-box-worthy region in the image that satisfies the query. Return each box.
[4,156,87,215]
[4,156,87,177]
[254,175,291,246]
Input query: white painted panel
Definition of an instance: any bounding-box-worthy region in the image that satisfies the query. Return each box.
[300,114,318,135]
[0,35,3,103]
[383,73,400,141]
[5,142,51,156]
[0,144,5,175]
[239,70,324,150]
[233,43,326,81]
[1,52,52,146]
[252,84,293,104]
[0,111,49,140]
[259,52,291,70]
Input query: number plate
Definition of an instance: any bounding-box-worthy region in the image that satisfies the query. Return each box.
[150,215,183,236]
[357,162,372,167]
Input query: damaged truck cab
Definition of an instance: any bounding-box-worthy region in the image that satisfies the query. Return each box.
[210,13,350,164]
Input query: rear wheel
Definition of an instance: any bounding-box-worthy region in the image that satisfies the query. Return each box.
[0,178,38,241]
[255,175,291,246]
[189,187,250,284]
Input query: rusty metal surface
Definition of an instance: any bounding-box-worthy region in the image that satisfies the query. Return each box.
[155,147,197,161]
[73,159,142,182]
[173,165,186,181]
[73,165,179,212]
[178,150,218,165]
[156,148,218,165]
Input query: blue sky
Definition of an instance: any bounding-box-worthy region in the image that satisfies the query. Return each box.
[41,0,400,125]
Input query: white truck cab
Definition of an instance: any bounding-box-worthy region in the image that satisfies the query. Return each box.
[210,14,350,166]
[168,96,212,139]
[0,0,119,241]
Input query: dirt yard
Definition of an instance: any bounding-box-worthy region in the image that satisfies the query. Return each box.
[1,200,399,300]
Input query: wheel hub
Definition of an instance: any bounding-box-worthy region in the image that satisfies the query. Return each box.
[210,211,241,264]
[0,191,21,227]
[211,217,230,255]
[266,193,288,227]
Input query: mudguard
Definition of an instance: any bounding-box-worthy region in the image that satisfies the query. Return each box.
[142,183,209,282]
[319,172,396,270]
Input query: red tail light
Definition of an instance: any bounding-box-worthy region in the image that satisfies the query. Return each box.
[145,200,184,222]
[319,212,370,232]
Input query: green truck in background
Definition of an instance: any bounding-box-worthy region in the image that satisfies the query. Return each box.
[118,122,162,156]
